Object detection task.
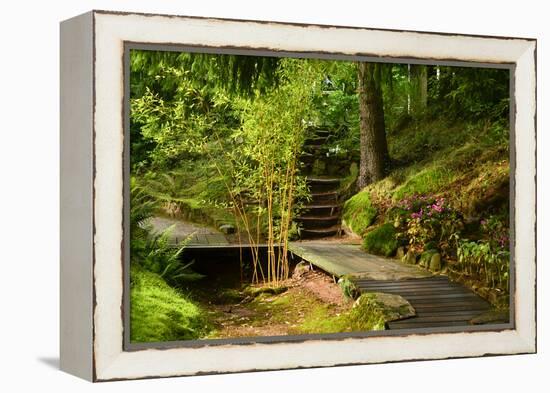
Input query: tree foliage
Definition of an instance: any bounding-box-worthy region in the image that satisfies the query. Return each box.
[130,48,511,289]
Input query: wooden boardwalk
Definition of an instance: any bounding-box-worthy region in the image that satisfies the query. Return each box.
[288,242,431,280]
[186,233,229,247]
[354,276,491,329]
[288,241,493,330]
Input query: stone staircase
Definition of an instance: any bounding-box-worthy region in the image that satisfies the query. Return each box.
[296,128,344,239]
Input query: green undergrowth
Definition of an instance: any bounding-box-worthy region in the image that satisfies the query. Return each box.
[362,223,399,257]
[130,264,211,343]
[156,195,235,229]
[342,189,377,236]
[298,294,386,333]
[386,118,508,209]
[202,282,389,338]
[137,161,236,229]
[344,118,509,220]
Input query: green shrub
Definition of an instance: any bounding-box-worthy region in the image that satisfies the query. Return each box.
[130,265,211,343]
[338,276,360,299]
[342,190,377,236]
[363,223,398,257]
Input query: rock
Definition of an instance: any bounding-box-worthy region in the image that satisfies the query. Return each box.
[429,252,442,272]
[292,261,311,279]
[419,249,438,268]
[402,249,417,265]
[353,292,416,322]
[218,224,235,234]
[396,246,405,260]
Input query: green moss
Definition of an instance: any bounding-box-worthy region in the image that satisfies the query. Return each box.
[130,265,211,343]
[297,294,386,333]
[297,305,349,334]
[374,119,509,210]
[345,294,387,331]
[362,223,398,257]
[338,276,360,300]
[342,189,377,236]
[392,165,455,201]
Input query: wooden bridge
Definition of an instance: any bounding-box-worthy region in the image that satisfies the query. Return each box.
[288,242,495,330]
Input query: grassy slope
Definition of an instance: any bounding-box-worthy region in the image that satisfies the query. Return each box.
[343,118,509,237]
[130,265,211,343]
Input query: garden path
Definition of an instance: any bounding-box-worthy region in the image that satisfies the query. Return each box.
[288,241,431,279]
[288,241,498,329]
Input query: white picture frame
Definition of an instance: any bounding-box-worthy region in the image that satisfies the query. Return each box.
[60,10,536,381]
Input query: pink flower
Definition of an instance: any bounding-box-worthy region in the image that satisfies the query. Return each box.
[411,208,424,219]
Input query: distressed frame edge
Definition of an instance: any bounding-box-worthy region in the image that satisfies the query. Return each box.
[59,10,96,382]
[88,11,536,381]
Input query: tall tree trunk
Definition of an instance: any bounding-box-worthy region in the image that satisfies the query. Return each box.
[410,64,428,115]
[357,62,389,189]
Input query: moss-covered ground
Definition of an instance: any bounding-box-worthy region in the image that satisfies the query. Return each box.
[130,265,212,343]
[368,118,508,213]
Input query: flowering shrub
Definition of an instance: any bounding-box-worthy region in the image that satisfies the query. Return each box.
[480,214,510,249]
[392,195,463,256]
[389,195,510,294]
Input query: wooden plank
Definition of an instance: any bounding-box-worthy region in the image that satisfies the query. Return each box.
[356,280,455,286]
[398,293,480,301]
[355,281,457,288]
[388,320,472,329]
[356,276,449,282]
[398,314,477,323]
[354,280,456,288]
[359,287,466,294]
[408,300,490,308]
[416,310,487,317]
[205,233,229,245]
[413,305,490,312]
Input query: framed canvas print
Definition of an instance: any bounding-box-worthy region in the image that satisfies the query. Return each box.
[60,10,537,381]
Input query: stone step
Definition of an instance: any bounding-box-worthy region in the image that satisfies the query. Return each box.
[303,203,341,209]
[310,190,339,203]
[302,204,341,216]
[295,215,340,229]
[302,145,330,157]
[312,129,331,137]
[306,177,342,185]
[299,152,315,164]
[304,136,328,146]
[307,178,341,193]
[299,225,341,239]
